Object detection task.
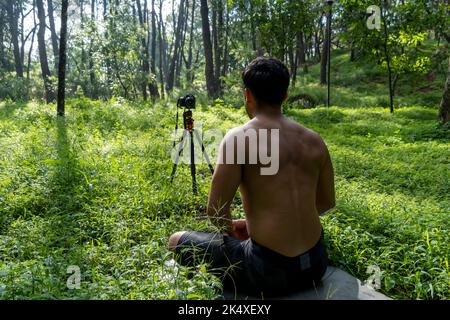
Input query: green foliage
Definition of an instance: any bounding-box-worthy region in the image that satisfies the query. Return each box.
[0,72,30,101]
[338,0,449,94]
[292,50,446,108]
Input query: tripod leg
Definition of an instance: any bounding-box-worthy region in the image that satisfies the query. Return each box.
[193,129,215,175]
[170,130,188,182]
[189,131,197,195]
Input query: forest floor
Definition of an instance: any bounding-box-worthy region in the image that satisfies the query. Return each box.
[0,53,449,299]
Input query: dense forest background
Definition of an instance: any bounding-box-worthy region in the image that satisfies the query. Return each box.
[0,0,449,120]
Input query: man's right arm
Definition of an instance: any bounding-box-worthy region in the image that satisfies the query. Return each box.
[316,143,336,216]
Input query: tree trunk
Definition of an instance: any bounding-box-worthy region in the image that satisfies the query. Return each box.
[0,7,6,68]
[350,41,356,62]
[200,0,218,98]
[89,0,98,99]
[298,32,308,74]
[166,0,185,92]
[36,0,55,102]
[103,0,112,97]
[150,0,159,98]
[175,1,188,88]
[6,2,23,77]
[0,8,4,69]
[136,0,149,100]
[57,0,69,116]
[320,15,329,85]
[20,8,25,68]
[48,0,59,71]
[157,0,165,99]
[382,3,394,113]
[439,58,450,123]
[212,0,222,92]
[27,8,37,81]
[80,0,88,95]
[289,45,295,84]
[185,0,196,83]
[249,1,256,52]
[221,2,229,78]
[314,31,321,61]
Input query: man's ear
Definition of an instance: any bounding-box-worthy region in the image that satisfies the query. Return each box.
[244,88,252,105]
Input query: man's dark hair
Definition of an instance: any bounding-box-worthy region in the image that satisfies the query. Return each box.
[242,57,290,107]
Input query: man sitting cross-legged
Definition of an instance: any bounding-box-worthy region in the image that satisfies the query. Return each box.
[168,57,336,296]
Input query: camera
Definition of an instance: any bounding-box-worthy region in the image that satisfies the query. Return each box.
[177,94,196,109]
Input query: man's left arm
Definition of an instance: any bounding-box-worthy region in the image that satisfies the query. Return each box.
[207,132,242,234]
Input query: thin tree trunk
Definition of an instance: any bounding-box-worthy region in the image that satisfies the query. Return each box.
[57,0,69,116]
[175,1,188,88]
[26,29,36,80]
[314,31,321,61]
[150,0,159,98]
[103,0,112,97]
[289,45,296,84]
[166,0,185,92]
[20,8,25,68]
[439,58,450,123]
[157,0,165,99]
[0,8,4,69]
[382,2,394,113]
[249,1,256,52]
[48,0,59,71]
[200,0,217,98]
[162,1,169,77]
[80,0,88,95]
[27,20,37,81]
[158,0,166,99]
[212,0,221,92]
[320,14,329,85]
[185,0,196,83]
[217,0,223,89]
[36,0,55,102]
[89,0,97,98]
[27,4,38,81]
[136,0,149,100]
[6,2,23,77]
[350,41,356,62]
[298,32,308,74]
[221,2,229,78]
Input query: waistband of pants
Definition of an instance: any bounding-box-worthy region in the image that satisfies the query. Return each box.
[249,228,325,270]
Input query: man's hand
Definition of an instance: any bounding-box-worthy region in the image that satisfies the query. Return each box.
[230,219,249,240]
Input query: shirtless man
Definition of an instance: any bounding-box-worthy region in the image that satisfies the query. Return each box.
[168,57,335,296]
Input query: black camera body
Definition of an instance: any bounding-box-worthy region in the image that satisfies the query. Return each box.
[177,94,196,109]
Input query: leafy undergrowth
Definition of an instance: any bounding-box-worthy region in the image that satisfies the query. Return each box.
[0,98,448,299]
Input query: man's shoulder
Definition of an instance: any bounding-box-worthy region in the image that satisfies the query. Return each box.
[284,117,323,141]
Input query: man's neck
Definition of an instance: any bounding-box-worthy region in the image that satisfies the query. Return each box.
[254,105,283,118]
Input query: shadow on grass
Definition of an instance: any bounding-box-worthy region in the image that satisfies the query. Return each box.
[45,117,84,252]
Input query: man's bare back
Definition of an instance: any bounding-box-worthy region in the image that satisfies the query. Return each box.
[169,56,335,295]
[238,114,335,257]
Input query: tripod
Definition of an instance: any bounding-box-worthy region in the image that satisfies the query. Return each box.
[170,108,214,194]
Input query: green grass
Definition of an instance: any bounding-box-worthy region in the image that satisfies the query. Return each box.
[0,97,448,300]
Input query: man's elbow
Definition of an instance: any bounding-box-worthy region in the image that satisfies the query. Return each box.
[317,200,336,216]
